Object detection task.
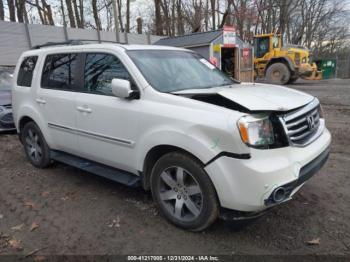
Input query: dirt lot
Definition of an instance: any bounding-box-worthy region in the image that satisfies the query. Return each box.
[0,79,349,257]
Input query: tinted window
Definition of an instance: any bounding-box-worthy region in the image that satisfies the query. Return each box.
[41,53,78,90]
[17,56,38,87]
[84,53,131,96]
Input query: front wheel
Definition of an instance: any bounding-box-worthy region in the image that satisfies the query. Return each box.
[266,62,291,85]
[150,152,219,231]
[21,122,51,168]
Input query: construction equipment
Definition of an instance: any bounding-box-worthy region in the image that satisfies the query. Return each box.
[253,33,322,84]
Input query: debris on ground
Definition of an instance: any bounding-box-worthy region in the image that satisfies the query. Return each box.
[107,217,120,228]
[306,238,321,246]
[30,222,39,232]
[11,224,24,231]
[25,247,48,257]
[24,202,37,210]
[41,191,50,197]
[8,238,23,251]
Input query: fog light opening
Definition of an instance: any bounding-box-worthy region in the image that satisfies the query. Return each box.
[272,187,286,203]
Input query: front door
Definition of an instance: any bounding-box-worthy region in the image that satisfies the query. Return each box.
[75,52,140,173]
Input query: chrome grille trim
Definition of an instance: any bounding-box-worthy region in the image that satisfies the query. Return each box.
[279,98,324,147]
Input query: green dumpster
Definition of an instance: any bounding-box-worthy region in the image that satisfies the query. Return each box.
[315,59,336,79]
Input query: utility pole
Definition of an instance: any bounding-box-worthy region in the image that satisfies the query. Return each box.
[112,0,120,43]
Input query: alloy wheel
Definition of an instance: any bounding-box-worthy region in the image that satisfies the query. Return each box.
[158,166,203,222]
[25,128,43,163]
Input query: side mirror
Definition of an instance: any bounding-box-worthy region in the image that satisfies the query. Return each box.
[111,79,133,98]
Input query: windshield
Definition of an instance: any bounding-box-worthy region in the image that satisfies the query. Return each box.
[127,50,234,93]
[0,71,13,91]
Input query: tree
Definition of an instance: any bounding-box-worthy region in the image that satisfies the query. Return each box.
[154,0,163,35]
[126,0,130,32]
[92,0,102,30]
[65,0,76,27]
[0,0,3,20]
[7,0,16,21]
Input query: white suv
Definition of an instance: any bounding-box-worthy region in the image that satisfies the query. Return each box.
[12,43,331,231]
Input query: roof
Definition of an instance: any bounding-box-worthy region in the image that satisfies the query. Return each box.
[22,43,186,56]
[154,30,223,47]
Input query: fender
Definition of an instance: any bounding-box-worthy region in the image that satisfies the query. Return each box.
[135,124,248,172]
[266,57,295,72]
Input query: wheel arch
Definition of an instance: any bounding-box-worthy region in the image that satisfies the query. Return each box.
[16,106,53,147]
[141,144,205,191]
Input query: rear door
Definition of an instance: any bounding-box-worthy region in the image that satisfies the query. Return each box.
[36,52,81,155]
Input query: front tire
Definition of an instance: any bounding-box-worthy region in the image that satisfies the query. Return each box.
[150,152,219,231]
[266,62,291,85]
[21,122,51,168]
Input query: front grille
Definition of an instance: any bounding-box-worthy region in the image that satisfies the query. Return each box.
[280,99,323,146]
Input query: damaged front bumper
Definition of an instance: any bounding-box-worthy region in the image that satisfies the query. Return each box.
[204,127,331,215]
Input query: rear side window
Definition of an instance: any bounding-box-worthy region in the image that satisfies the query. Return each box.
[17,56,38,87]
[84,53,131,96]
[41,53,78,90]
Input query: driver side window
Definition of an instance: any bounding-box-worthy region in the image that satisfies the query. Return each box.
[84,53,131,96]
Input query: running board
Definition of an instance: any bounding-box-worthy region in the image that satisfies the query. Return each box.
[50,150,141,187]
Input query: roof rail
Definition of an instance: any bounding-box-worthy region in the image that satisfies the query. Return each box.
[31,39,124,49]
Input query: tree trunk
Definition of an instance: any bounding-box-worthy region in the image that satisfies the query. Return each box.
[154,0,163,35]
[136,17,142,34]
[176,0,184,35]
[65,0,76,27]
[79,0,84,28]
[0,0,4,20]
[116,0,124,32]
[92,0,102,30]
[15,0,25,23]
[7,0,16,21]
[34,0,45,24]
[41,0,54,25]
[72,0,81,28]
[210,0,215,30]
[126,0,130,33]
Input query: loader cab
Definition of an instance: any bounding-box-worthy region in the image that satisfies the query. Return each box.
[254,34,281,58]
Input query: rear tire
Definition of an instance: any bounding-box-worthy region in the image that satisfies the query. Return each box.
[21,122,51,168]
[150,152,219,231]
[266,62,291,85]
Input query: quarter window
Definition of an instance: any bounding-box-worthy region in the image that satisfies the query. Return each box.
[84,53,131,96]
[17,56,38,87]
[41,53,78,90]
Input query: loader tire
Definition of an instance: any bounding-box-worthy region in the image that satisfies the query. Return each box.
[266,63,291,85]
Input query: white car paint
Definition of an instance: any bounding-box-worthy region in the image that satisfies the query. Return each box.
[12,43,331,213]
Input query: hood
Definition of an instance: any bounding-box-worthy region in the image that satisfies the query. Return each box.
[0,90,12,106]
[174,83,314,112]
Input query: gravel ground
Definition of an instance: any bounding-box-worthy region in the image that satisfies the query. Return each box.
[0,79,349,257]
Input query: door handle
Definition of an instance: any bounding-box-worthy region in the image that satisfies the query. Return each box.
[35,98,46,105]
[77,106,92,113]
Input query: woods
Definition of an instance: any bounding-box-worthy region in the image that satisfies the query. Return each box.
[0,0,348,56]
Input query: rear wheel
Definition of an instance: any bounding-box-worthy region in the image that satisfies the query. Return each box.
[150,152,219,231]
[21,122,51,168]
[266,62,291,85]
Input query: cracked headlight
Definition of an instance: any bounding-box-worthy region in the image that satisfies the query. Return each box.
[237,114,275,148]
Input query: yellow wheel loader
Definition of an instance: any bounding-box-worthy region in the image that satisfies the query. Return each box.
[253,33,322,84]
